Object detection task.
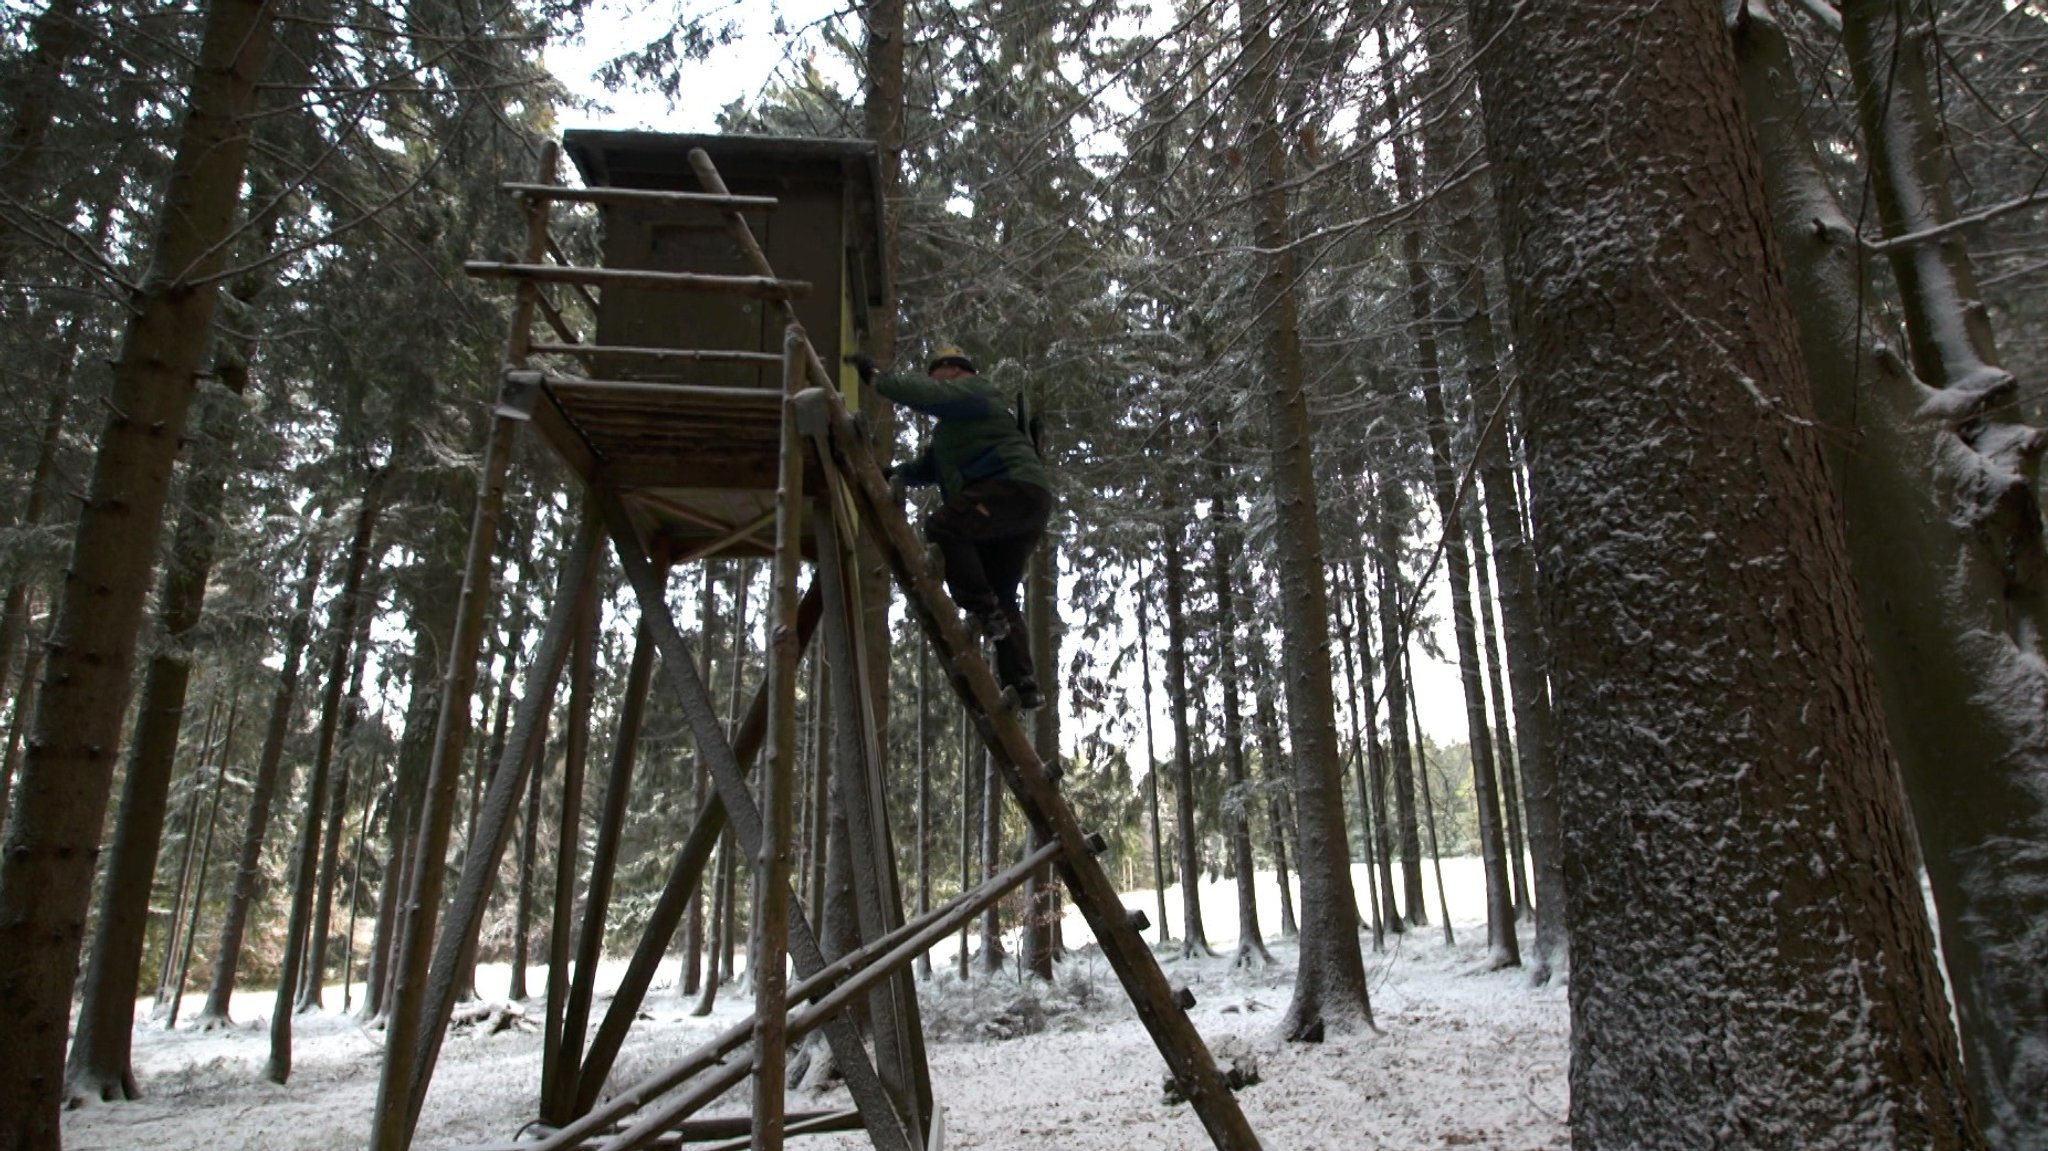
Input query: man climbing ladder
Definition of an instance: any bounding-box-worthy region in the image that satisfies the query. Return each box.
[854,345,1050,710]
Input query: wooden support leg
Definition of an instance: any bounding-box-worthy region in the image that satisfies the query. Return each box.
[399,499,608,1139]
[749,322,808,1150]
[369,375,539,1151]
[542,570,601,1121]
[815,500,931,1140]
[596,489,919,1151]
[570,587,822,1116]
[548,620,655,1126]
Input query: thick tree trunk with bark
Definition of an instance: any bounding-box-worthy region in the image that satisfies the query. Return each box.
[64,381,244,1104]
[199,540,323,1026]
[1468,0,1981,1143]
[1238,0,1372,1042]
[0,0,279,1136]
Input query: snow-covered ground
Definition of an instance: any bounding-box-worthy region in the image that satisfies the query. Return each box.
[63,858,1568,1150]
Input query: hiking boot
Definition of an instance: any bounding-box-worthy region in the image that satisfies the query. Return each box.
[1012,678,1046,711]
[974,611,1011,642]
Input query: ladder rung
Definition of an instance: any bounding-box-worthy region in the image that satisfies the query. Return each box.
[465,261,811,301]
[502,182,779,211]
[531,342,785,367]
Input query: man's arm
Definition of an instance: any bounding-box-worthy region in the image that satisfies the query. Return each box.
[871,370,999,420]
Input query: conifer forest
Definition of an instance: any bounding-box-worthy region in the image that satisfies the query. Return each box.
[0,1,2044,1149]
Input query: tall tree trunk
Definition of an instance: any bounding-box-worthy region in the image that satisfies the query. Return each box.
[0,0,279,1135]
[0,0,91,282]
[167,693,241,1028]
[1464,500,1529,916]
[156,697,222,1015]
[1405,654,1456,947]
[540,582,596,1118]
[1372,475,1426,926]
[1238,0,1372,1042]
[1022,529,1059,980]
[1136,576,1170,945]
[304,618,375,1010]
[857,0,904,789]
[1467,0,1981,1142]
[977,747,1005,974]
[1160,512,1210,958]
[1383,19,1518,970]
[1331,567,1380,943]
[1249,633,1297,938]
[1741,3,2047,1139]
[362,573,462,1023]
[1417,10,1565,977]
[0,391,69,712]
[64,379,245,1103]
[268,476,386,1080]
[956,713,973,980]
[511,735,548,1003]
[198,539,325,1026]
[1345,563,1402,938]
[1207,419,1269,968]
[913,642,932,980]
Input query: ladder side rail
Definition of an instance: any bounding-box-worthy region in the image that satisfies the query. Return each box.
[800,386,1265,1151]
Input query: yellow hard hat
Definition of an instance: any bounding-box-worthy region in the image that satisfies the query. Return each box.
[927,345,978,374]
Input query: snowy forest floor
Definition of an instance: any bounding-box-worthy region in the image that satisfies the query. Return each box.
[63,859,1569,1150]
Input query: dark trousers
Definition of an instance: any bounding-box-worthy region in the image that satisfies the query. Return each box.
[924,478,1052,689]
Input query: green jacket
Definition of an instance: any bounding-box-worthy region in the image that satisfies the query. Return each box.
[874,371,1050,498]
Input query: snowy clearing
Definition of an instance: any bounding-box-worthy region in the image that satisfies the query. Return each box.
[63,859,1568,1151]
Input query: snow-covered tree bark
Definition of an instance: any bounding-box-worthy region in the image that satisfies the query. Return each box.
[1467,0,1981,1143]
[1740,2,2048,1141]
[1238,0,1373,1042]
[0,0,280,1136]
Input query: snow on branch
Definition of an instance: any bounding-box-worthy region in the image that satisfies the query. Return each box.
[1866,190,2048,255]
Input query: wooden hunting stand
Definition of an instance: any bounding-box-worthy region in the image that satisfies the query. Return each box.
[363,132,1263,1151]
